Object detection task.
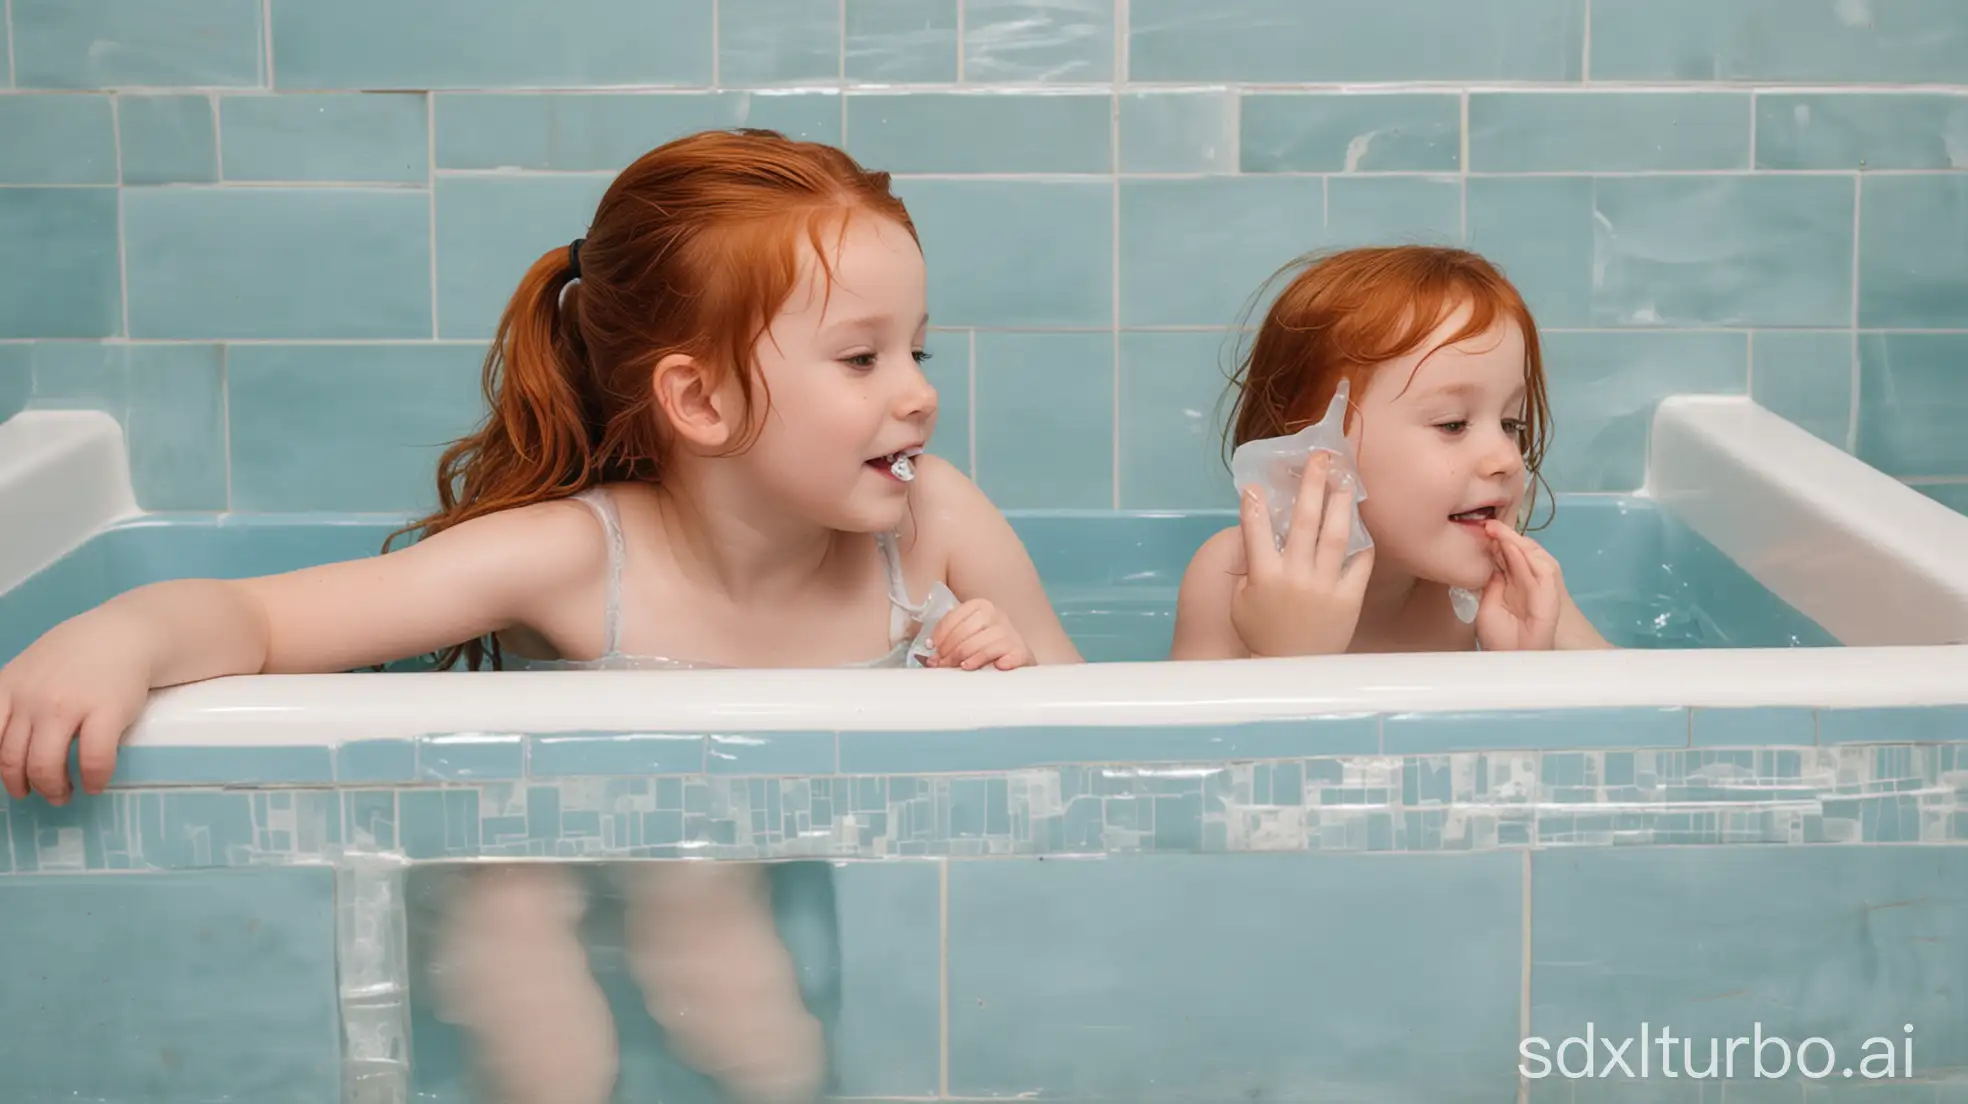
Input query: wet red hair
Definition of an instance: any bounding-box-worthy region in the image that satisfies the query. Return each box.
[1224,245,1553,526]
[384,128,918,669]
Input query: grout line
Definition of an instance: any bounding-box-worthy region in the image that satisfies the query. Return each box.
[1110,0,1125,510]
[1517,848,1532,1104]
[938,858,950,1099]
[220,344,233,510]
[1459,90,1470,236]
[711,0,721,89]
[838,0,847,85]
[954,0,965,83]
[1747,88,1759,167]
[1904,475,1968,486]
[967,329,977,478]
[399,166,1968,181]
[111,96,130,337]
[1744,331,1755,391]
[261,0,274,88]
[1848,175,1863,453]
[427,93,439,339]
[1579,0,1591,83]
[210,94,225,180]
[4,0,14,88]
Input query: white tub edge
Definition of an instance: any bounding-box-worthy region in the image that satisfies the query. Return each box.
[0,411,140,595]
[122,645,1968,746]
[1641,396,1968,647]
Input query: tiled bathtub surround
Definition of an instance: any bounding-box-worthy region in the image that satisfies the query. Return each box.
[1,1,1966,516]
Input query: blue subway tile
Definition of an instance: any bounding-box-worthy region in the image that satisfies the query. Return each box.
[0,188,122,338]
[112,746,333,786]
[949,852,1522,1099]
[920,330,972,476]
[0,868,339,1097]
[13,0,264,88]
[219,93,427,182]
[1241,93,1461,173]
[1119,91,1236,174]
[831,860,944,1096]
[847,0,959,83]
[1690,707,1817,747]
[1859,175,1968,329]
[0,95,117,183]
[15,342,227,510]
[528,732,706,777]
[894,179,1111,327]
[1468,92,1750,172]
[418,734,524,781]
[963,0,1113,82]
[335,739,417,784]
[1384,708,1686,753]
[1540,332,1748,491]
[847,92,1110,174]
[1120,176,1325,328]
[1591,0,1968,82]
[270,0,712,89]
[1751,332,1854,451]
[719,0,841,85]
[125,187,430,339]
[0,352,26,424]
[1758,92,1968,170]
[708,732,834,776]
[398,789,479,858]
[1325,175,1462,249]
[841,715,1376,774]
[1531,847,1968,1082]
[972,332,1113,509]
[1130,0,1582,82]
[1857,334,1968,479]
[1819,706,1968,745]
[1468,175,1854,329]
[434,92,841,172]
[117,95,219,184]
[434,175,609,339]
[226,343,485,512]
[1118,330,1238,509]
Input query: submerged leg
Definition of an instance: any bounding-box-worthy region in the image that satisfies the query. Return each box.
[430,864,619,1104]
[622,861,827,1104]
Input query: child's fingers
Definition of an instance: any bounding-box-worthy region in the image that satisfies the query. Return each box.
[930,601,991,652]
[1283,454,1332,573]
[25,713,76,805]
[0,699,27,800]
[76,706,133,797]
[1237,487,1282,583]
[1312,469,1355,581]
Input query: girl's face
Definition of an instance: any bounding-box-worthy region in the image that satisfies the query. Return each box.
[1349,304,1532,592]
[737,212,939,533]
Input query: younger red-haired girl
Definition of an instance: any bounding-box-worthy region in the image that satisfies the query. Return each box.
[0,129,1081,1102]
[1171,245,1613,659]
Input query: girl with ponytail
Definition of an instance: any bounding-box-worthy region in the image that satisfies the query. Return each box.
[0,129,1081,1102]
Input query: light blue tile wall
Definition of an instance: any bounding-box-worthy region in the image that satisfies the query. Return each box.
[0,0,1964,512]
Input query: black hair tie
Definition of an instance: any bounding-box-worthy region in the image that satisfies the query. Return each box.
[567,238,584,280]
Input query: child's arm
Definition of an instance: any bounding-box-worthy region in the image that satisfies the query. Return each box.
[909,455,1083,665]
[1168,529,1253,661]
[1555,594,1615,649]
[0,499,606,803]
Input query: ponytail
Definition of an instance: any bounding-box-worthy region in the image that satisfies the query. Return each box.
[381,245,598,671]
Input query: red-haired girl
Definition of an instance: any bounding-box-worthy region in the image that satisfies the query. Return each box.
[0,129,1081,1102]
[1171,245,1612,659]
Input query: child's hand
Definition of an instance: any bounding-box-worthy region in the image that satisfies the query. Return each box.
[927,599,1035,670]
[1229,452,1375,658]
[1474,520,1563,652]
[0,618,153,805]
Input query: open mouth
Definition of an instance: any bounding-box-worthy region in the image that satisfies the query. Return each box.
[1449,505,1500,526]
[868,446,926,483]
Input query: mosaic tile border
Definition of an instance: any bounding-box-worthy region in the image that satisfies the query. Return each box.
[75,704,1968,789]
[6,743,1967,872]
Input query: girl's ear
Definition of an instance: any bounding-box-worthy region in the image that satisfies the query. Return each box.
[651,353,736,451]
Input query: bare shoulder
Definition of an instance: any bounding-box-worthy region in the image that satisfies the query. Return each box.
[1169,525,1250,661]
